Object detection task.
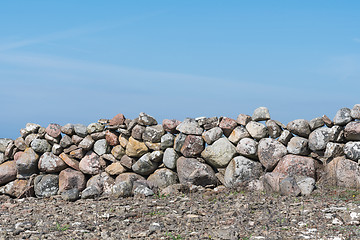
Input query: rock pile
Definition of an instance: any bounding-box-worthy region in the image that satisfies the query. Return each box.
[0,106,360,200]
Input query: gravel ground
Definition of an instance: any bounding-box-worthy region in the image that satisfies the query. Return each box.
[0,185,359,240]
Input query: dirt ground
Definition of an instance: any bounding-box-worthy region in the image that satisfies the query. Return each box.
[0,185,359,240]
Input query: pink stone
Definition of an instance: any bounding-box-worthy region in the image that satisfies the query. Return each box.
[58,168,86,193]
[219,117,237,137]
[46,123,62,138]
[162,119,181,134]
[14,151,24,161]
[0,160,17,185]
[180,135,204,157]
[273,154,316,179]
[79,151,102,175]
[60,153,80,171]
[109,113,125,126]
[105,130,119,146]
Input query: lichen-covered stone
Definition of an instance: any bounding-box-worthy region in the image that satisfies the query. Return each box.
[201,138,237,168]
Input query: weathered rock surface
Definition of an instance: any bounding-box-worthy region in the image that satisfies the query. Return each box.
[351,104,360,119]
[59,153,80,171]
[93,139,109,156]
[246,121,268,140]
[143,125,165,143]
[344,121,360,141]
[236,138,258,159]
[201,138,237,168]
[79,151,102,175]
[61,123,74,135]
[202,127,223,145]
[308,127,331,151]
[0,160,17,185]
[252,107,270,121]
[132,153,158,176]
[45,123,62,138]
[236,114,252,126]
[160,133,174,150]
[109,113,126,126]
[258,138,287,170]
[343,141,360,161]
[219,117,237,137]
[31,139,51,153]
[176,157,217,186]
[86,172,115,195]
[162,119,181,134]
[38,152,67,173]
[125,137,148,157]
[228,126,250,145]
[286,119,311,138]
[163,148,179,170]
[138,112,157,126]
[278,130,293,146]
[16,148,39,179]
[279,177,301,196]
[105,162,126,175]
[173,133,187,152]
[105,130,119,146]
[58,168,86,193]
[323,156,360,188]
[287,137,310,156]
[333,108,352,126]
[147,168,179,189]
[74,124,87,137]
[266,120,282,139]
[309,117,324,130]
[273,154,316,179]
[176,118,203,135]
[34,174,59,198]
[180,135,204,157]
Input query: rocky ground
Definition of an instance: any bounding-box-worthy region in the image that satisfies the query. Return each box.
[0,185,359,240]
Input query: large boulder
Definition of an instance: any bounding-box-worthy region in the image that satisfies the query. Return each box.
[86,172,115,195]
[16,148,39,179]
[323,156,360,188]
[0,160,17,185]
[308,127,331,151]
[34,174,59,198]
[224,156,263,188]
[333,108,352,126]
[176,157,217,186]
[245,121,268,140]
[343,141,360,161]
[38,152,67,173]
[147,168,179,189]
[344,122,360,141]
[257,138,287,170]
[201,138,237,168]
[273,154,316,179]
[286,119,311,138]
[180,135,204,157]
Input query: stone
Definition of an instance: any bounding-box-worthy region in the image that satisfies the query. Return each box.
[25,123,41,133]
[201,117,219,130]
[125,118,137,132]
[176,157,217,187]
[79,151,102,175]
[69,148,85,159]
[111,145,125,159]
[145,141,161,151]
[201,138,237,168]
[245,121,269,140]
[180,135,204,158]
[333,108,352,126]
[219,117,237,137]
[105,162,127,175]
[4,142,15,159]
[109,113,126,126]
[61,123,74,135]
[224,156,263,188]
[257,138,287,170]
[30,139,51,153]
[51,143,62,155]
[24,133,39,147]
[14,137,26,151]
[59,153,80,171]
[20,128,30,138]
[287,137,310,156]
[344,122,360,141]
[0,179,33,198]
[59,135,72,148]
[112,181,133,198]
[74,124,87,137]
[228,126,250,145]
[132,153,158,176]
[38,152,67,173]
[202,127,223,145]
[86,172,115,195]
[133,184,154,197]
[160,184,190,195]
[58,168,86,193]
[93,139,110,156]
[105,130,119,146]
[309,117,324,130]
[115,172,145,185]
[119,155,136,169]
[34,174,59,198]
[265,120,282,138]
[324,142,344,159]
[162,119,181,133]
[308,127,331,151]
[176,118,204,135]
[351,104,360,119]
[0,152,4,164]
[16,148,39,179]
[343,141,360,161]
[102,153,116,162]
[252,107,270,121]
[295,176,315,195]
[322,115,333,128]
[0,138,13,152]
[329,125,344,142]
[78,135,95,151]
[71,135,83,145]
[125,137,149,157]
[44,133,60,144]
[0,160,17,185]
[61,188,80,201]
[149,151,163,162]
[147,168,179,189]
[278,130,293,146]
[119,134,129,148]
[160,133,175,150]
[131,124,146,140]
[87,122,104,134]
[273,154,316,178]
[323,156,360,188]
[81,185,102,199]
[45,123,62,138]
[143,125,165,143]
[174,133,187,152]
[263,172,287,193]
[286,119,311,137]
[236,138,258,159]
[163,148,179,170]
[90,131,106,141]
[279,177,301,196]
[138,112,157,126]
[236,114,252,126]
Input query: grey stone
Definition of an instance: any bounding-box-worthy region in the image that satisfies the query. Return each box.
[147,168,179,189]
[324,142,344,159]
[309,117,324,130]
[111,145,126,159]
[278,130,293,146]
[133,184,154,197]
[31,139,51,153]
[86,172,115,195]
[119,155,136,169]
[0,153,4,164]
[132,153,159,176]
[78,135,95,151]
[74,124,87,137]
[143,125,165,143]
[52,144,62,155]
[344,141,360,161]
[16,148,39,179]
[60,135,72,148]
[112,181,133,198]
[25,133,39,147]
[245,121,268,140]
[252,107,270,121]
[202,127,223,145]
[163,148,179,170]
[333,108,352,126]
[81,185,102,199]
[262,172,287,193]
[4,142,15,159]
[34,174,59,198]
[224,156,263,188]
[44,133,60,144]
[201,138,237,168]
[0,138,13,153]
[266,120,282,138]
[228,126,250,145]
[295,176,315,195]
[344,121,360,141]
[160,133,174,150]
[61,188,80,201]
[201,117,219,130]
[131,124,146,140]
[351,104,360,119]
[176,118,204,135]
[93,139,109,156]
[176,157,217,186]
[236,114,252,126]
[61,123,74,135]
[308,127,331,151]
[138,112,157,126]
[329,125,344,142]
[258,138,287,170]
[91,131,106,141]
[38,152,67,173]
[236,138,258,159]
[87,122,104,134]
[149,150,163,163]
[174,133,187,152]
[71,135,83,145]
[286,119,311,138]
[25,123,41,133]
[14,137,26,151]
[279,177,301,196]
[287,137,310,156]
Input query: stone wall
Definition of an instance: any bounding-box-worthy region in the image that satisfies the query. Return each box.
[0,106,359,200]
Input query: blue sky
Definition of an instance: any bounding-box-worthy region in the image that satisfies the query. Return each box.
[1,1,360,139]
